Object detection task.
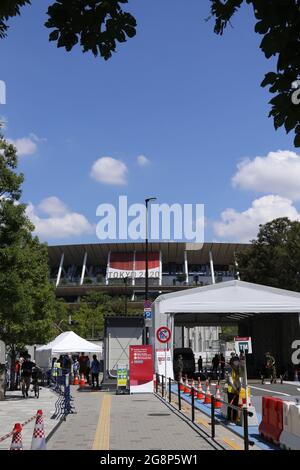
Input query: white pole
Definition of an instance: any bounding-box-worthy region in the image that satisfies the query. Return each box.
[56,253,64,287]
[80,252,88,286]
[106,250,110,285]
[209,250,215,285]
[159,250,162,287]
[234,252,241,280]
[165,343,167,399]
[184,250,189,285]
[132,250,136,286]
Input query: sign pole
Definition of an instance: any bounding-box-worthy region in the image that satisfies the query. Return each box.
[165,343,168,400]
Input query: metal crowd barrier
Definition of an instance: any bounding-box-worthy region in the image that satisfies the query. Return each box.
[50,369,75,420]
[156,373,254,451]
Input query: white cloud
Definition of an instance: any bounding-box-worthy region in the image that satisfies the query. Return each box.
[38,196,68,217]
[232,150,300,201]
[26,197,93,239]
[11,137,37,156]
[137,155,150,167]
[214,195,300,242]
[8,133,46,157]
[90,157,128,185]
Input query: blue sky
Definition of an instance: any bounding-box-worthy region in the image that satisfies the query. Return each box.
[1,0,300,245]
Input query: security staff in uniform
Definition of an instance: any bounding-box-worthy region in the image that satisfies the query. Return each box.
[226,358,242,423]
[265,352,277,383]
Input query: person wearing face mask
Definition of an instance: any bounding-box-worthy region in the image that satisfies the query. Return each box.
[226,358,242,423]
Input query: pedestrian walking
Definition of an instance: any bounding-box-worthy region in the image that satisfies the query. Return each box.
[91,355,100,388]
[20,355,35,398]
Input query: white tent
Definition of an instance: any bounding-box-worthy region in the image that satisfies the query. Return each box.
[35,331,102,368]
[151,280,300,351]
[153,280,300,315]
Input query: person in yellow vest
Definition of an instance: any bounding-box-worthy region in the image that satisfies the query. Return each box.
[52,358,61,383]
[226,358,242,423]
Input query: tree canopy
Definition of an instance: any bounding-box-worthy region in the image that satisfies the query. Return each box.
[236,217,300,291]
[0,0,300,147]
[0,132,56,355]
[1,1,300,145]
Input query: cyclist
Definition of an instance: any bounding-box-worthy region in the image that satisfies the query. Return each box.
[21,354,35,398]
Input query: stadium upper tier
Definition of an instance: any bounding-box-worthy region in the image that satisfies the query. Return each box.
[48,242,249,298]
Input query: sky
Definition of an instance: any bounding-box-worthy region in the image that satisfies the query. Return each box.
[1,0,300,246]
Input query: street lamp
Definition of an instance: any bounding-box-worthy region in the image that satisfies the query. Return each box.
[123,276,128,316]
[145,197,156,344]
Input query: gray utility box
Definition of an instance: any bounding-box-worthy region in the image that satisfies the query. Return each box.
[103,316,144,380]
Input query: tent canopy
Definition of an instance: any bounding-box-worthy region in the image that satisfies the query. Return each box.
[154,280,300,315]
[36,331,102,354]
[152,280,300,330]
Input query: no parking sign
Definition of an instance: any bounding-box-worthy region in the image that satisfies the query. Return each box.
[156,326,171,344]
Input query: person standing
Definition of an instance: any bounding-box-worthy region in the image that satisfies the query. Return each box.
[73,356,79,377]
[78,352,87,379]
[198,355,203,373]
[15,359,21,390]
[220,353,225,379]
[86,356,91,384]
[212,354,220,377]
[265,352,277,383]
[91,355,100,388]
[226,358,242,423]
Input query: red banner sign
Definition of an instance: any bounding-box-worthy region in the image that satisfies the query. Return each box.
[129,345,153,393]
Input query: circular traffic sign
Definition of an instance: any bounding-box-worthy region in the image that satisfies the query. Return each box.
[156,326,171,344]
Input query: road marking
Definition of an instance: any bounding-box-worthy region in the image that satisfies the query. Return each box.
[196,418,210,428]
[251,386,291,397]
[223,437,242,451]
[92,393,111,450]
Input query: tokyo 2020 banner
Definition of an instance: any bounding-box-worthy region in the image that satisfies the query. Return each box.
[106,252,160,280]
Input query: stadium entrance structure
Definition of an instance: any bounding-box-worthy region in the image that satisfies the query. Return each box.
[151,280,300,378]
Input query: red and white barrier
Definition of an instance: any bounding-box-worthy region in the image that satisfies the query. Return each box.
[280,401,300,450]
[259,396,283,444]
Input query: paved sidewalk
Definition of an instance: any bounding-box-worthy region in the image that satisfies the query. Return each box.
[48,388,217,450]
[47,387,103,450]
[0,387,59,450]
[109,394,214,450]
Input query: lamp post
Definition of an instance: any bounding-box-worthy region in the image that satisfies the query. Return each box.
[123,276,128,316]
[145,197,156,345]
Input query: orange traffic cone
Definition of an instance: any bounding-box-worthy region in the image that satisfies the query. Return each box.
[215,385,222,408]
[197,381,204,400]
[31,410,46,450]
[10,423,23,450]
[79,373,85,388]
[74,374,79,385]
[184,377,189,394]
[204,380,212,404]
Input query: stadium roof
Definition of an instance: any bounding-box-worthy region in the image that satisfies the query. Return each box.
[48,242,249,267]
